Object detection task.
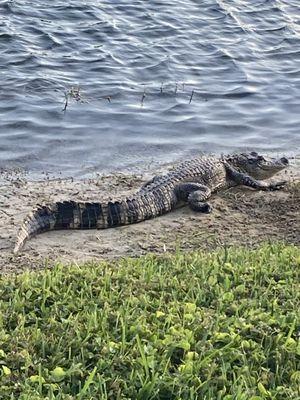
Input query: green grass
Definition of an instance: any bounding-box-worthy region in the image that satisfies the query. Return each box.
[0,244,299,399]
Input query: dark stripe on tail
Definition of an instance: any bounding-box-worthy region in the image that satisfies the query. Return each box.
[54,201,104,229]
[54,201,75,229]
[81,202,102,228]
[107,201,121,227]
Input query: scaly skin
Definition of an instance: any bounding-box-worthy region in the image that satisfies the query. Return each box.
[14,152,289,253]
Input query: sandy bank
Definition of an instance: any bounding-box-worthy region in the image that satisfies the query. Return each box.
[0,164,299,273]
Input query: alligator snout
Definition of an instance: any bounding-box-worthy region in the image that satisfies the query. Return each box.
[280,157,289,165]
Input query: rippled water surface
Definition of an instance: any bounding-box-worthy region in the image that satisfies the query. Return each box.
[1,0,300,177]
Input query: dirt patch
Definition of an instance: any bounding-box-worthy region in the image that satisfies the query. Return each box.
[0,164,299,273]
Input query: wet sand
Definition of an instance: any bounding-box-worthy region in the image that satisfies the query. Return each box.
[0,164,299,274]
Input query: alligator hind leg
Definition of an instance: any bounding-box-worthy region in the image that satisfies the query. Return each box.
[175,183,212,213]
[188,191,212,213]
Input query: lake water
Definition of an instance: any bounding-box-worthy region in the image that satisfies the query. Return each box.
[1,0,300,178]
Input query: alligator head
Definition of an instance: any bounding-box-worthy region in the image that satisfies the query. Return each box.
[226,152,289,179]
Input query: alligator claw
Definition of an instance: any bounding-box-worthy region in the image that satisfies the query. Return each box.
[189,202,212,213]
[203,203,212,213]
[268,180,287,191]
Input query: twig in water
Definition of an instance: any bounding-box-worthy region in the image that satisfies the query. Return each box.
[62,92,68,112]
[141,88,146,107]
[160,82,164,93]
[175,82,178,95]
[189,90,195,104]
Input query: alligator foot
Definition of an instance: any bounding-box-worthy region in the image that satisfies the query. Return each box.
[186,189,212,213]
[188,200,212,213]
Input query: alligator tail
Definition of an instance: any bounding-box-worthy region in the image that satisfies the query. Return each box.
[14,200,116,254]
[14,187,177,253]
[14,204,57,254]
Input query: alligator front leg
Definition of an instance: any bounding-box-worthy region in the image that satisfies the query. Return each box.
[226,164,287,190]
[175,183,212,213]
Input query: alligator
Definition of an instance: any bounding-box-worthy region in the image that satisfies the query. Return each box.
[14,152,289,253]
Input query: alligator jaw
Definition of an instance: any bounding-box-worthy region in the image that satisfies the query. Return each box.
[260,156,289,172]
[228,153,289,180]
